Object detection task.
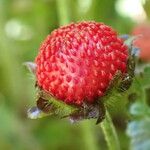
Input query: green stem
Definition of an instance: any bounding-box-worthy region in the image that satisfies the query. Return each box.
[100,110,120,150]
[56,0,70,26]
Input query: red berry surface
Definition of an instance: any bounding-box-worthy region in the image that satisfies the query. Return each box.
[132,23,150,61]
[35,21,128,105]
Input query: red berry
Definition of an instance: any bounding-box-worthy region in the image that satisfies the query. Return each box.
[35,21,128,105]
[132,23,150,61]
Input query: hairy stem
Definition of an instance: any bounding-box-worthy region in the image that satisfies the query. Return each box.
[100,110,120,150]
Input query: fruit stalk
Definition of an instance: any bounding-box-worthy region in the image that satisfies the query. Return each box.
[100,110,120,150]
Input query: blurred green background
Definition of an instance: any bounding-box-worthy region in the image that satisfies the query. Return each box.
[0,0,149,150]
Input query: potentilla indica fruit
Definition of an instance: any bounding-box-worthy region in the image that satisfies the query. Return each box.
[26,21,135,123]
[36,21,128,104]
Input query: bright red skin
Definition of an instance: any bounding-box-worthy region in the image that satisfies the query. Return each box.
[35,21,128,105]
[132,23,150,61]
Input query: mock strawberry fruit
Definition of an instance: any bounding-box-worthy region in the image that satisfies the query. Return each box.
[35,21,128,106]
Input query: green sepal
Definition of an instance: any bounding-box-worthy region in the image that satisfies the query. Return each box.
[122,35,140,57]
[124,36,137,48]
[35,90,79,118]
[23,62,36,75]
[27,106,49,119]
[101,71,128,108]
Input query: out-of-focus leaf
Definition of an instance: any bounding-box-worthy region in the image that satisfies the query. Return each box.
[143,0,150,19]
[127,102,150,150]
[125,58,150,150]
[128,65,150,103]
[129,102,150,117]
[139,65,150,88]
